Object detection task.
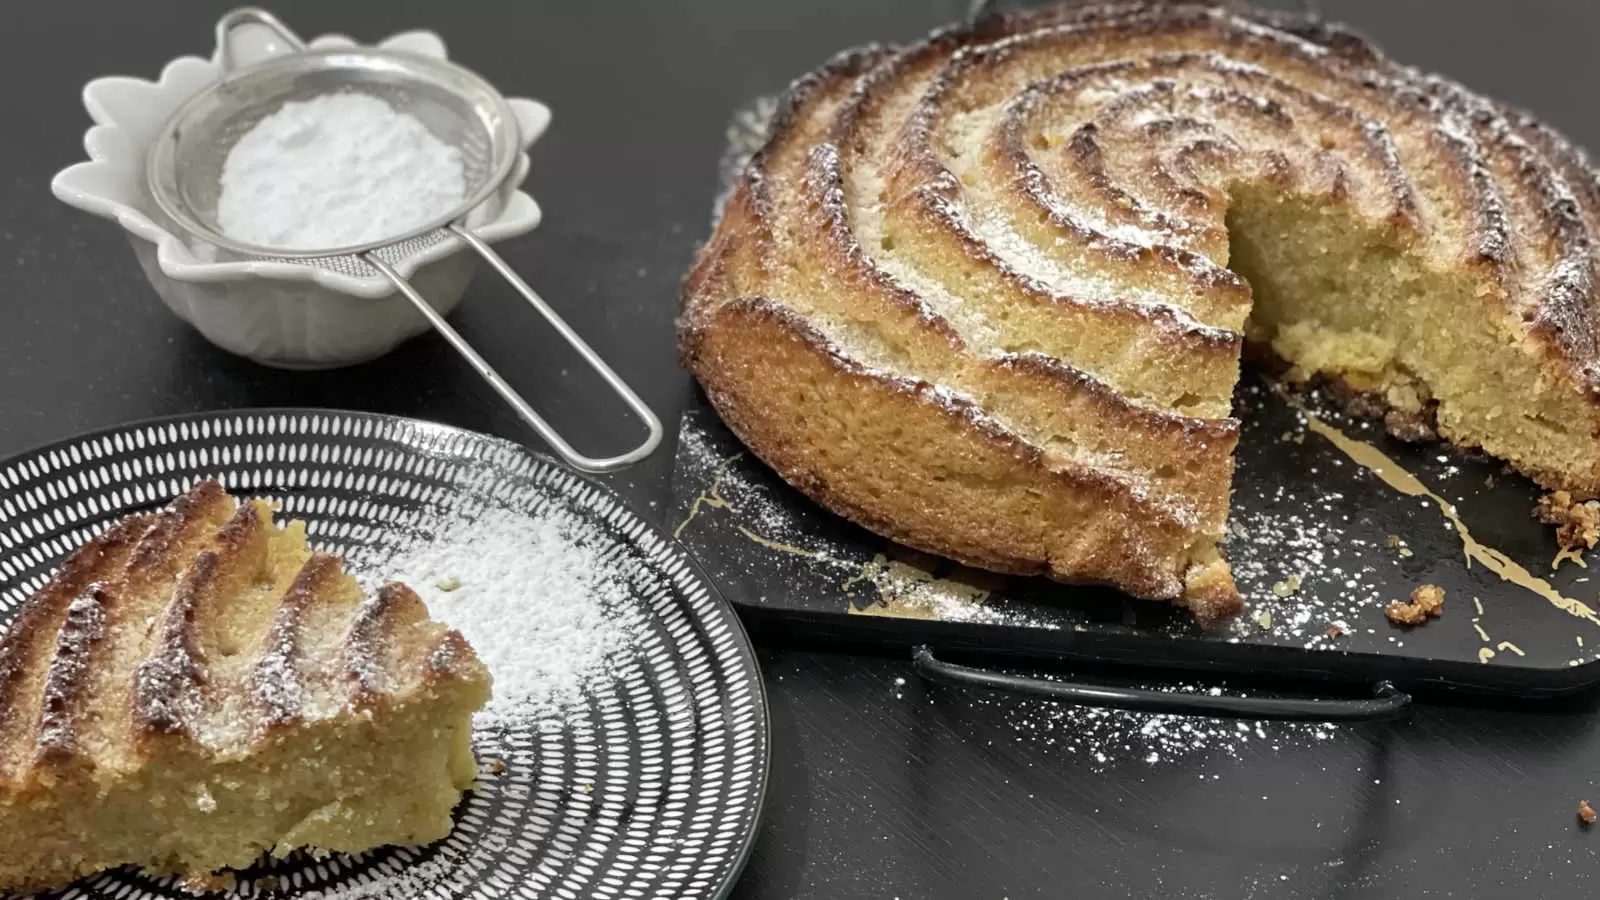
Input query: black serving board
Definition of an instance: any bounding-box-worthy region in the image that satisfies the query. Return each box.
[670,371,1600,699]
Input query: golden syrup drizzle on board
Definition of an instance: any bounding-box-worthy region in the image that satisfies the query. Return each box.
[843,552,994,620]
[675,446,829,560]
[1553,546,1587,571]
[674,442,989,617]
[673,451,741,540]
[735,526,823,559]
[1298,409,1600,629]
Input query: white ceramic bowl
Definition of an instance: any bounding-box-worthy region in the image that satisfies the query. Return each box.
[50,27,551,369]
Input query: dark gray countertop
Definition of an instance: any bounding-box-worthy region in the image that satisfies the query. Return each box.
[6,2,1600,897]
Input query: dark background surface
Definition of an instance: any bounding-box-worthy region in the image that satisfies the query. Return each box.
[7,1,1600,897]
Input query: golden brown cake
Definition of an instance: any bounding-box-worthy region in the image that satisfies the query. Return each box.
[0,480,490,894]
[679,0,1600,623]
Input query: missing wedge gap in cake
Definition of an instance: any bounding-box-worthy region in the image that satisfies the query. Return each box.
[1221,182,1600,495]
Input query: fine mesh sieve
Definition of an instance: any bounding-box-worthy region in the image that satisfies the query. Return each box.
[146,8,662,473]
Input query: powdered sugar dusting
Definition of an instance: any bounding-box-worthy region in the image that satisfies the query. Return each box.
[352,476,641,728]
[34,587,107,754]
[712,93,780,226]
[218,92,466,251]
[1220,380,1402,648]
[963,679,1338,768]
[251,621,304,727]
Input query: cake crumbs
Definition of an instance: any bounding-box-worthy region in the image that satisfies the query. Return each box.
[1271,574,1302,597]
[1324,624,1345,639]
[1534,490,1600,551]
[183,872,237,894]
[488,758,507,774]
[1385,584,1444,626]
[1580,800,1596,826]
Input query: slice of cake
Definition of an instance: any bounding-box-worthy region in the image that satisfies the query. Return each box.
[679,1,1600,622]
[0,480,491,894]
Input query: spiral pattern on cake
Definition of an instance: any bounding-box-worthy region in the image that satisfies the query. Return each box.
[678,0,1600,622]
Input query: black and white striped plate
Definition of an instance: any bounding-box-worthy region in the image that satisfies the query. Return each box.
[0,410,768,900]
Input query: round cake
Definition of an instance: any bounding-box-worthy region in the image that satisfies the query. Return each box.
[677,0,1600,623]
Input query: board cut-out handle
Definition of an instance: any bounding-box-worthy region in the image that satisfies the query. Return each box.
[912,645,1411,721]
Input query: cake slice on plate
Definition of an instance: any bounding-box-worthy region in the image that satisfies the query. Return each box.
[0,479,491,894]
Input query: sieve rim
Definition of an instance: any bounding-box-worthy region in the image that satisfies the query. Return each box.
[145,45,522,260]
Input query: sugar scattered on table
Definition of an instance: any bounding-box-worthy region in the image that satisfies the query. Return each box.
[967,678,1337,769]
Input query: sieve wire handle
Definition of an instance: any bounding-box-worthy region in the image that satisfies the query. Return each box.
[216,7,307,74]
[362,237,663,474]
